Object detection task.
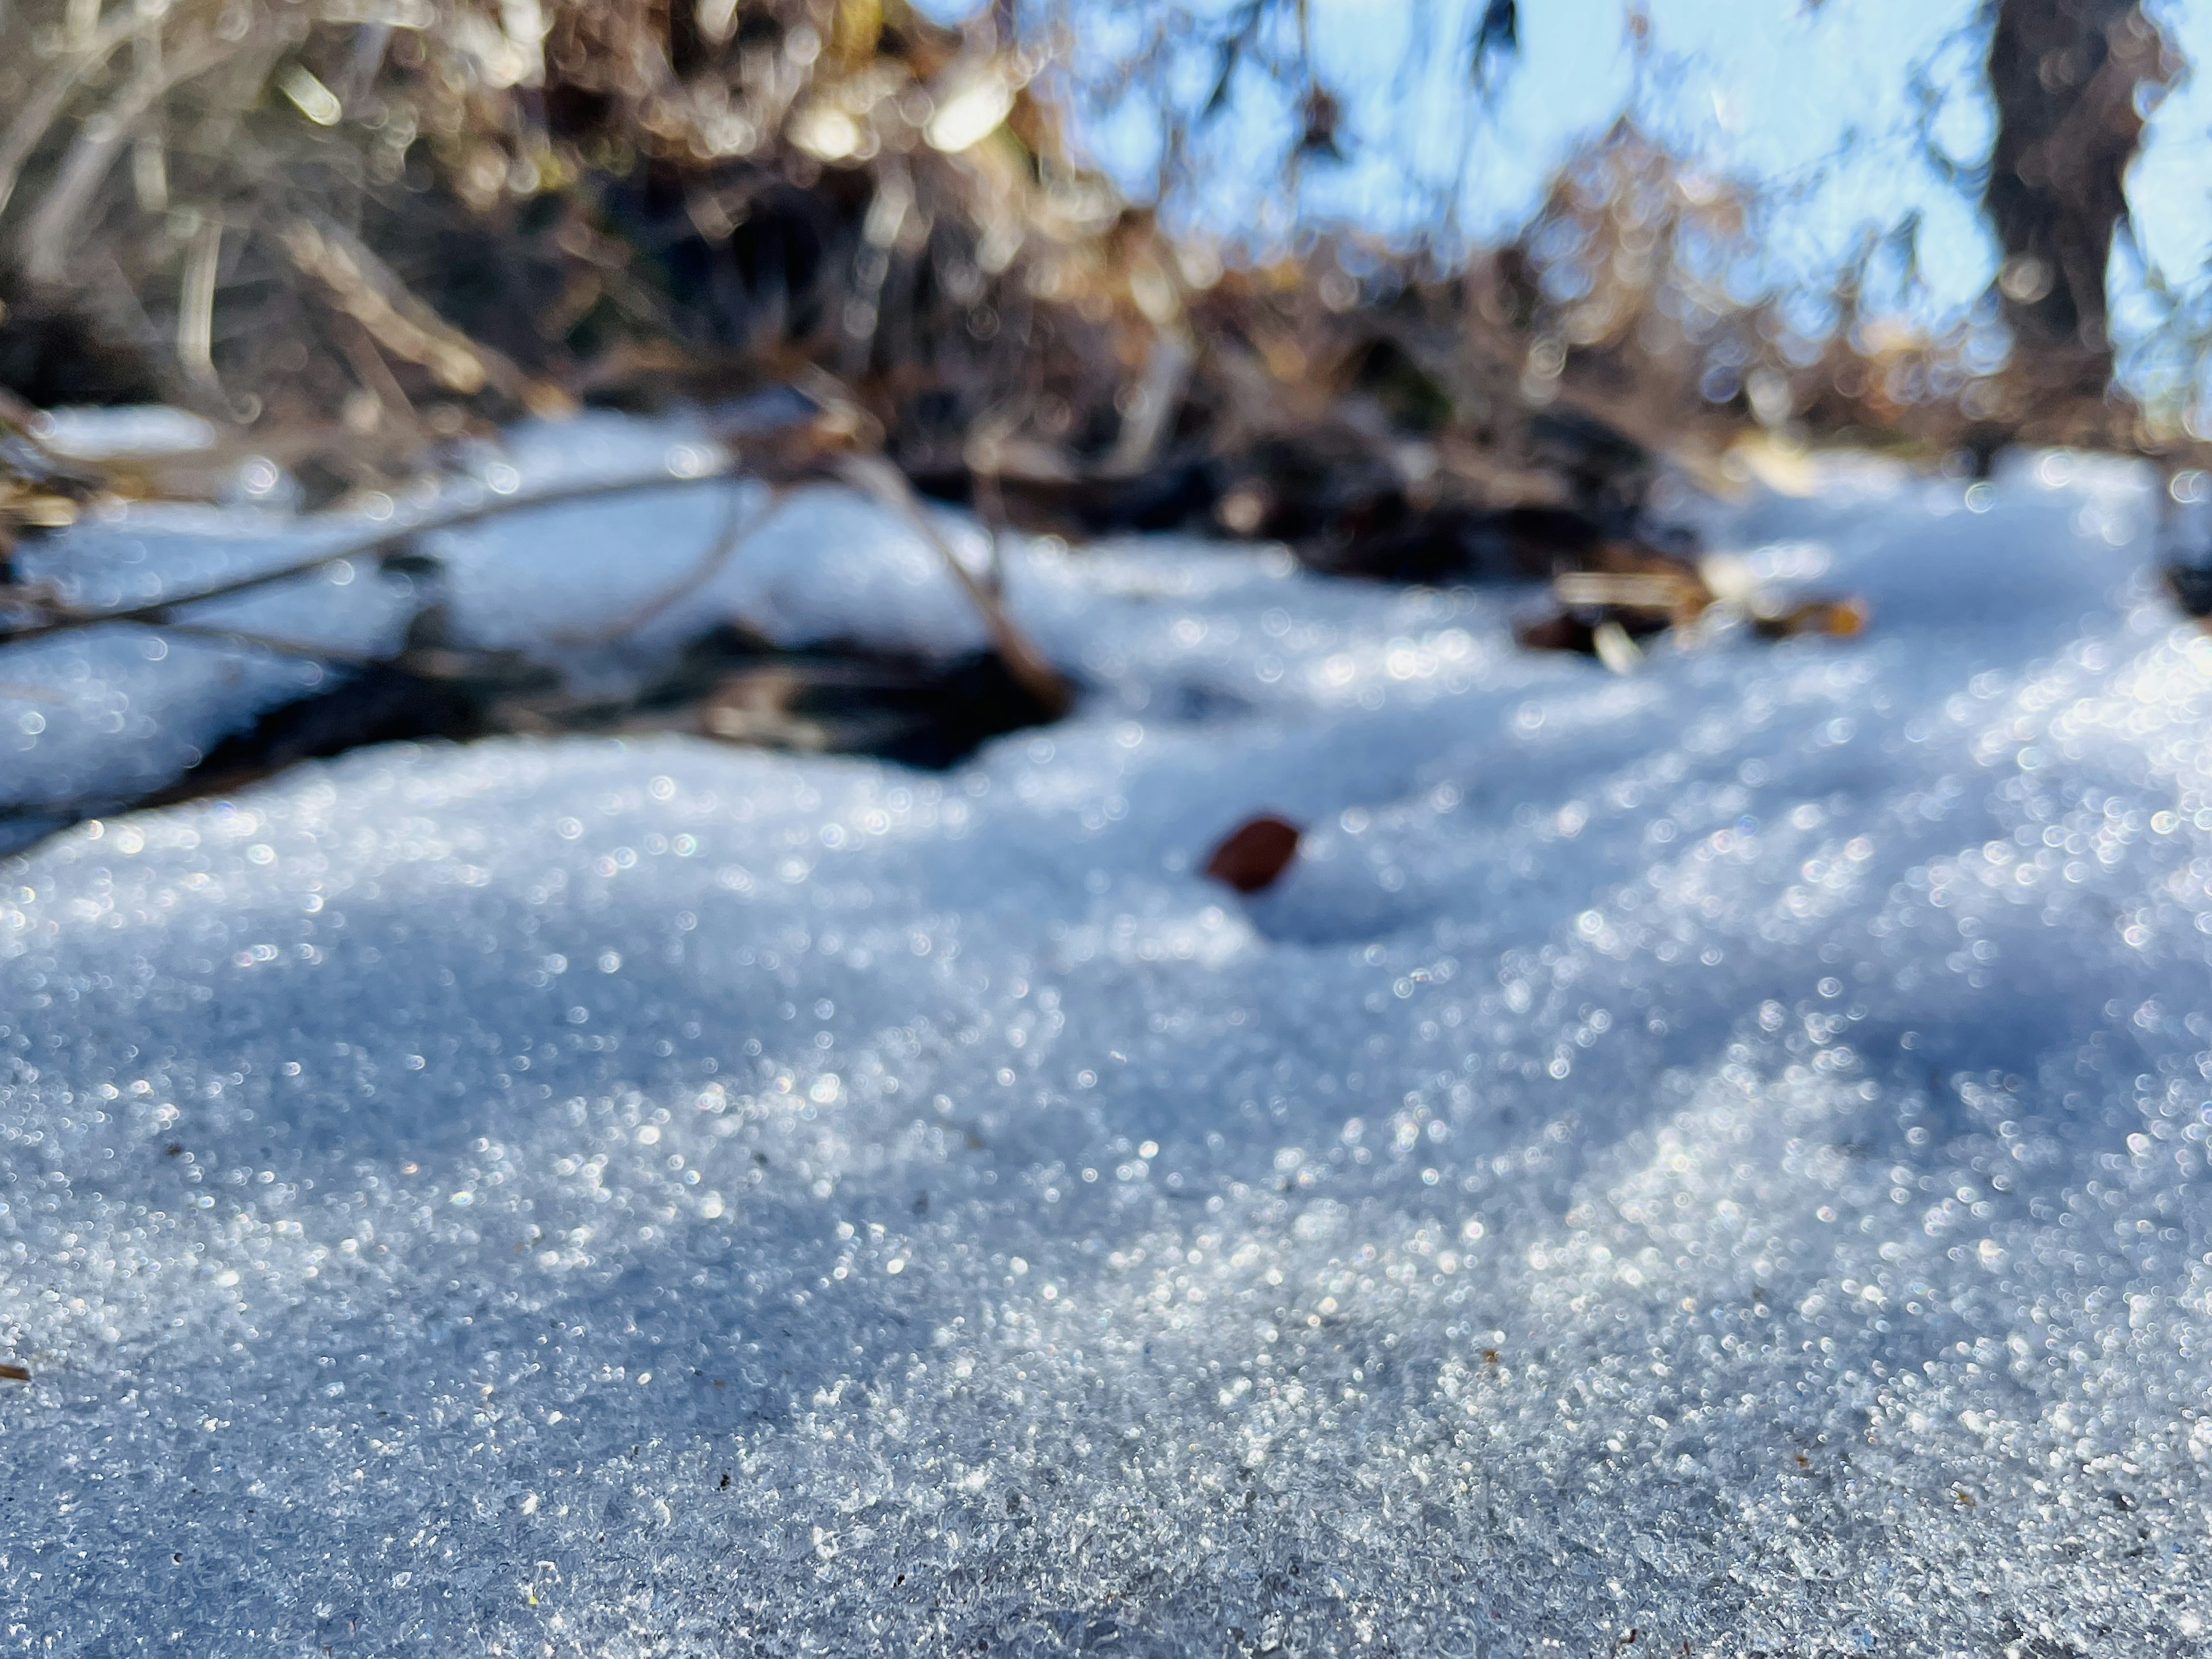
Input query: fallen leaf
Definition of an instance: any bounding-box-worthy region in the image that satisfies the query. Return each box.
[1751,596,1868,639]
[1204,814,1301,893]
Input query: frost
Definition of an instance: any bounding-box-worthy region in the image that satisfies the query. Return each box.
[0,433,2206,1652]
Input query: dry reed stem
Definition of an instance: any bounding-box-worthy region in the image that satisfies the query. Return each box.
[834,450,1071,718]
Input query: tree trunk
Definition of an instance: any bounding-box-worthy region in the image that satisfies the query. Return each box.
[1982,0,2173,442]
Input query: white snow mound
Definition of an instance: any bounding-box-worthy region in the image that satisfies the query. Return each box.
[2,434,2210,1654]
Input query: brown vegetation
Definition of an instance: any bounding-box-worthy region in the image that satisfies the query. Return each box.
[0,3,2200,704]
[0,0,2199,836]
[0,0,2190,548]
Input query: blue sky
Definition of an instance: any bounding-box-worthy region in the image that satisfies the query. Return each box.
[923,0,2212,397]
[1088,0,1998,289]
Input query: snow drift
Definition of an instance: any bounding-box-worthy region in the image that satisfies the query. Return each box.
[2,431,2208,1654]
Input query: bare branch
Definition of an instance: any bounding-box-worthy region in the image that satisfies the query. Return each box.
[19,26,248,286]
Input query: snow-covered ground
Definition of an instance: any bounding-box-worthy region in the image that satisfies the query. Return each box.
[3,426,2209,1654]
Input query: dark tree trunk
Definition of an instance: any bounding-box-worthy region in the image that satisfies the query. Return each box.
[1982,0,2172,440]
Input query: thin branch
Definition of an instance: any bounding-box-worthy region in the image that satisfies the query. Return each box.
[151,619,386,665]
[551,482,790,646]
[281,216,552,407]
[177,214,224,396]
[336,315,421,426]
[834,452,1071,718]
[21,29,249,286]
[0,5,147,225]
[0,464,741,647]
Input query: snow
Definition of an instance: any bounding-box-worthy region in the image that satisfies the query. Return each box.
[4,425,2211,1654]
[0,409,1011,832]
[32,406,219,463]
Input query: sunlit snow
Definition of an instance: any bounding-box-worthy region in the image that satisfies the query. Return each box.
[2,426,2207,1654]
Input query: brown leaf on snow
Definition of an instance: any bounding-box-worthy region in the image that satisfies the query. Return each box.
[1204,815,1302,894]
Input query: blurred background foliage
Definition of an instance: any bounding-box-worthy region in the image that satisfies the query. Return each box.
[0,0,2200,558]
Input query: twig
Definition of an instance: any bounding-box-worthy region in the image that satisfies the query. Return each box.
[281,217,562,410]
[1100,329,1195,478]
[0,464,741,647]
[21,31,248,286]
[552,482,789,646]
[0,6,146,224]
[151,620,385,665]
[3,442,1071,728]
[336,316,420,426]
[177,215,224,396]
[834,452,1071,717]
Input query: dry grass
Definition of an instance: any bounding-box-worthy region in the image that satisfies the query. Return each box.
[0,0,2177,560]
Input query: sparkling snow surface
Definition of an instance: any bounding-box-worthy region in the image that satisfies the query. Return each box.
[5,434,2212,1655]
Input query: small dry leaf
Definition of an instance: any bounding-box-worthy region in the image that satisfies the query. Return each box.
[1203,814,1301,893]
[1752,596,1868,639]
